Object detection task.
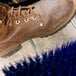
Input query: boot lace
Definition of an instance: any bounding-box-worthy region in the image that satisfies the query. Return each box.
[8,5,39,25]
[8,5,44,36]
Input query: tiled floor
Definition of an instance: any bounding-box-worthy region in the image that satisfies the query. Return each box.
[0,16,76,76]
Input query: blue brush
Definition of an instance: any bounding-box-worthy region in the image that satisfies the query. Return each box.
[3,41,76,76]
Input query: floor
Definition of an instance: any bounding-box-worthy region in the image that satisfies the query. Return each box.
[0,15,76,76]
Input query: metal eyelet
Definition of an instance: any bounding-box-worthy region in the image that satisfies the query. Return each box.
[9,22,12,27]
[16,20,20,24]
[40,23,43,27]
[24,18,29,22]
[32,16,36,20]
[0,20,2,24]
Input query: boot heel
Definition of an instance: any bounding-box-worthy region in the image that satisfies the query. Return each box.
[2,44,22,58]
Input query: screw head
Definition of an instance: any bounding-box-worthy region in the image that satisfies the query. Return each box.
[40,23,43,27]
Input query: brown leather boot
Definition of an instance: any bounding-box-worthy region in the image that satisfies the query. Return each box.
[0,0,75,56]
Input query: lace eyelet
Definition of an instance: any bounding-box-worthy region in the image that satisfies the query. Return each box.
[16,20,20,24]
[24,19,29,22]
[40,23,43,27]
[32,17,36,20]
[9,22,12,27]
[0,20,2,24]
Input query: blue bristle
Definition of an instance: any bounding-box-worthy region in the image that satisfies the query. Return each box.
[3,41,76,76]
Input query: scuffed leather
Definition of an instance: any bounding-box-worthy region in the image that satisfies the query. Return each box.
[0,0,75,56]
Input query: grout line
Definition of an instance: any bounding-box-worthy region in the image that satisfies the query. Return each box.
[71,19,76,29]
[29,39,42,58]
[71,15,76,29]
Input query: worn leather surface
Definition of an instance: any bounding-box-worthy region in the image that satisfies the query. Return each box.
[0,0,75,56]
